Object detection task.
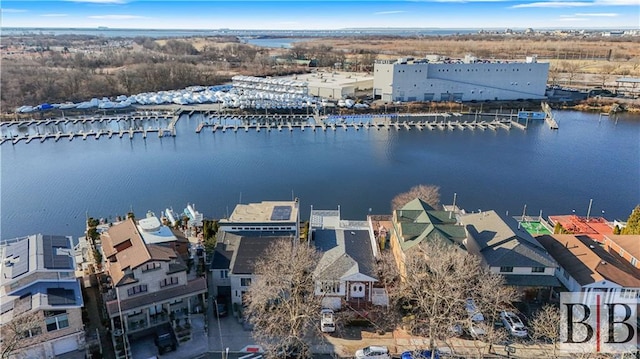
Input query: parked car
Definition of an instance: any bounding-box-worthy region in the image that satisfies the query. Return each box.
[500,311,528,337]
[154,325,178,354]
[466,298,484,322]
[321,308,335,333]
[355,346,391,359]
[214,301,228,317]
[451,298,485,339]
[401,349,440,359]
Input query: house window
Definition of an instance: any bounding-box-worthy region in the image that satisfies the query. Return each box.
[142,262,162,272]
[127,284,148,296]
[160,277,179,288]
[220,270,229,279]
[500,266,514,273]
[240,278,252,287]
[531,267,545,273]
[22,326,42,338]
[44,311,69,332]
[320,281,340,294]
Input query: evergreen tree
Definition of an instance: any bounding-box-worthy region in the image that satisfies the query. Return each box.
[621,205,640,235]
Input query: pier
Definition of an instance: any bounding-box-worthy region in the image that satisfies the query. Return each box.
[541,102,559,130]
[194,113,520,134]
[1,111,176,145]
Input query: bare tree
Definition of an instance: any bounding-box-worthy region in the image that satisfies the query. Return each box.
[530,304,562,358]
[244,239,322,358]
[391,242,517,359]
[391,184,441,211]
[471,272,516,358]
[1,311,46,359]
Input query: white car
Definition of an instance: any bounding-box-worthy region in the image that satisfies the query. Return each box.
[500,311,528,337]
[355,346,391,359]
[320,308,335,333]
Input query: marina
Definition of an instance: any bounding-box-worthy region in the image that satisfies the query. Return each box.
[1,109,636,240]
[1,108,548,145]
[0,111,177,145]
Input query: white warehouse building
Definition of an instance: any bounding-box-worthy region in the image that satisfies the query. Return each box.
[373,55,549,102]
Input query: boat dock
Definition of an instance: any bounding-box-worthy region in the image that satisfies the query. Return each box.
[196,116,517,134]
[1,111,177,145]
[541,102,559,130]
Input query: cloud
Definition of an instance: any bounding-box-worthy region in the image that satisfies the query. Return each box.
[0,8,28,13]
[574,12,619,15]
[88,14,145,19]
[512,2,592,8]
[41,13,69,17]
[374,10,407,15]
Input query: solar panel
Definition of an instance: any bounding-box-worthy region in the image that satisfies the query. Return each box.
[42,235,73,270]
[4,237,29,279]
[270,206,292,221]
[47,288,76,306]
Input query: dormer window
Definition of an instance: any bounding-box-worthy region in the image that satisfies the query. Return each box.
[114,239,132,252]
[142,262,162,272]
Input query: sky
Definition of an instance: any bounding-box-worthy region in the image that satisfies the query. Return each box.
[1,0,639,30]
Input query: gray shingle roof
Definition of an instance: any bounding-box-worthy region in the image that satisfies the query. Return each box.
[314,229,377,281]
[231,236,289,275]
[462,211,556,268]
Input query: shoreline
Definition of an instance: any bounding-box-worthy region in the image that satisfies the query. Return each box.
[2,98,638,123]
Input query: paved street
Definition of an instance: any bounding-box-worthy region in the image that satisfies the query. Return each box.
[126,272,564,359]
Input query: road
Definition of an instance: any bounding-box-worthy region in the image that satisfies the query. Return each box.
[192,353,339,359]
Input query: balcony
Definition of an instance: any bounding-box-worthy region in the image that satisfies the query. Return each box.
[105,277,206,317]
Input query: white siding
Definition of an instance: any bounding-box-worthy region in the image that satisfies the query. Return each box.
[374,61,549,102]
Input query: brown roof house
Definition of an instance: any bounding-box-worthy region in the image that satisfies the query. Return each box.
[603,235,640,269]
[537,234,640,298]
[101,218,207,359]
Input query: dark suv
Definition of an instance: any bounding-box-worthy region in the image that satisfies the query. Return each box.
[154,325,178,355]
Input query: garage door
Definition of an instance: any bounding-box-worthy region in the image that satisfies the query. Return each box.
[53,337,78,355]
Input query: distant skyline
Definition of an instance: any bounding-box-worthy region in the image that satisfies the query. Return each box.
[1,0,639,30]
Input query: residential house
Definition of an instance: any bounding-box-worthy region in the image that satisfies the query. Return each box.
[602,235,640,269]
[0,235,85,358]
[460,211,560,300]
[100,218,207,359]
[310,209,388,310]
[389,198,467,273]
[217,200,300,237]
[537,234,640,300]
[217,232,289,309]
[137,211,191,260]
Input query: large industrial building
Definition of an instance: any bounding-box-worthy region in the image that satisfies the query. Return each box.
[373,55,549,102]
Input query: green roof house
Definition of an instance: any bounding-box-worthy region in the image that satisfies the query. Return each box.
[391,198,467,252]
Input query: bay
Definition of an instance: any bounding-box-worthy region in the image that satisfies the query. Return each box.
[1,110,638,240]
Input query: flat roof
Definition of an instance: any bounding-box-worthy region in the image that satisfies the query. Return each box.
[616,77,640,83]
[224,201,299,223]
[279,71,374,90]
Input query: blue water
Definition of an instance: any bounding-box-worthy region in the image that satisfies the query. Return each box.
[1,111,638,240]
[242,38,309,48]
